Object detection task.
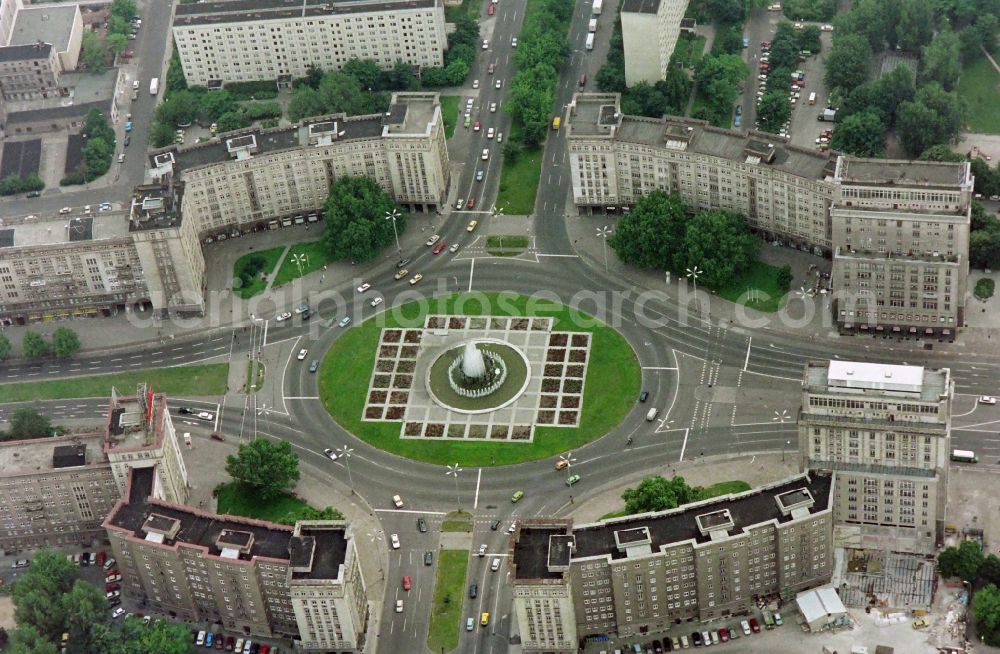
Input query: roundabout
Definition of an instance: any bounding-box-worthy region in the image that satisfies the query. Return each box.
[316,292,642,466]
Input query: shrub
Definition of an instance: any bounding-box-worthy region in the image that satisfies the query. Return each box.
[224,80,280,100]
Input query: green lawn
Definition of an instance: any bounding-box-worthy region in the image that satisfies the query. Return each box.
[245,361,265,394]
[0,363,229,403]
[975,277,995,300]
[959,56,1000,133]
[233,246,285,299]
[716,260,791,313]
[216,483,311,523]
[496,147,542,215]
[441,95,460,139]
[485,234,530,256]
[272,240,334,287]
[427,550,470,654]
[672,33,706,68]
[600,480,752,520]
[318,293,641,466]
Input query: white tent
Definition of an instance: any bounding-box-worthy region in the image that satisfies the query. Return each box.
[797,586,848,632]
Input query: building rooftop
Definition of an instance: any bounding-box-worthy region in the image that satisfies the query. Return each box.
[571,473,832,560]
[0,212,129,250]
[836,158,971,190]
[0,41,50,62]
[567,93,838,183]
[382,93,439,136]
[622,0,661,13]
[7,99,111,126]
[9,5,77,53]
[128,184,184,232]
[173,0,438,27]
[290,523,349,581]
[109,466,294,562]
[514,523,571,580]
[804,360,950,401]
[0,432,106,477]
[104,392,172,453]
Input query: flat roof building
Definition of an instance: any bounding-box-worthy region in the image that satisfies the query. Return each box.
[511,473,835,650]
[798,361,953,554]
[172,0,448,87]
[621,0,689,86]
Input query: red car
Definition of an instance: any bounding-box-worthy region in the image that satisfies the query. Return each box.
[466,198,475,209]
[403,576,411,590]
[473,120,481,131]
[215,635,225,650]
[260,646,270,654]
[105,582,120,592]
[761,40,770,47]
[487,3,495,14]
[226,636,235,651]
[719,628,729,642]
[105,569,119,578]
[433,241,447,254]
[749,618,761,633]
[97,551,106,566]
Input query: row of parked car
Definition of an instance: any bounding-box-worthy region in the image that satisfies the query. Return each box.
[609,614,781,652]
[194,631,278,654]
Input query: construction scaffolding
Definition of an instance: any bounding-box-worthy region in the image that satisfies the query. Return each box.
[838,549,936,610]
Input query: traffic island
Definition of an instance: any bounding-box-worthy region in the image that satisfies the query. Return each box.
[427,550,469,654]
[318,293,641,466]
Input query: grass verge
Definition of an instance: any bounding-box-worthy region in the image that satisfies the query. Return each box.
[975,277,996,300]
[485,234,530,256]
[245,361,265,394]
[441,95,460,139]
[0,363,229,403]
[233,246,285,299]
[957,56,1000,134]
[318,293,641,466]
[427,550,469,654]
[496,147,542,215]
[599,480,752,520]
[272,239,334,287]
[716,260,790,313]
[215,482,341,524]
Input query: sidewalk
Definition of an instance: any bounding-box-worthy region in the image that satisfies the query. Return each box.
[567,452,798,523]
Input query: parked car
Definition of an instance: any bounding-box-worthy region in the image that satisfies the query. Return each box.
[417,518,428,532]
[424,551,433,565]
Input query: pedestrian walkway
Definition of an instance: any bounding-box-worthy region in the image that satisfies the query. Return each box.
[262,245,292,293]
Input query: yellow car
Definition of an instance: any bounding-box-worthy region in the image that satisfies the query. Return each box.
[409,273,423,285]
[467,220,478,232]
[912,618,929,629]
[480,612,490,626]
[394,268,409,280]
[511,490,524,503]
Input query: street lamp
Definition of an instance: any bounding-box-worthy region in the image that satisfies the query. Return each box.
[596,225,613,273]
[773,409,791,462]
[291,252,309,278]
[337,445,355,494]
[255,403,273,441]
[385,209,401,254]
[446,464,462,510]
[686,266,703,294]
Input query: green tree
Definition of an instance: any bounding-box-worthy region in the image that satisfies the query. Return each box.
[341,58,383,91]
[608,191,688,270]
[118,619,195,654]
[824,33,872,92]
[7,408,53,440]
[970,200,998,231]
[756,90,792,134]
[215,110,247,133]
[150,121,176,149]
[896,82,965,156]
[225,438,301,501]
[50,327,81,358]
[680,210,761,290]
[199,90,237,122]
[797,25,823,54]
[280,505,344,525]
[59,582,110,653]
[896,0,934,50]
[387,61,420,91]
[7,624,58,654]
[110,0,137,22]
[155,90,201,127]
[920,144,965,162]
[288,85,326,122]
[622,475,699,514]
[107,14,130,36]
[22,331,49,358]
[303,63,324,89]
[319,71,373,117]
[971,158,1000,197]
[777,264,794,290]
[835,0,892,51]
[107,32,127,55]
[982,555,1000,585]
[973,583,1000,646]
[323,176,407,262]
[81,31,107,72]
[921,28,961,90]
[12,550,77,642]
[974,13,999,54]
[937,540,985,581]
[165,47,188,93]
[830,110,886,156]
[0,333,10,360]
[971,228,1000,269]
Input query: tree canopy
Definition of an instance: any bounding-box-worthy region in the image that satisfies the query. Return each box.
[51,327,81,358]
[6,407,53,441]
[225,438,301,500]
[824,33,872,93]
[323,176,407,263]
[830,110,886,157]
[608,191,688,270]
[622,476,699,514]
[896,82,965,157]
[680,210,761,290]
[938,540,985,581]
[22,331,49,359]
[974,583,1000,646]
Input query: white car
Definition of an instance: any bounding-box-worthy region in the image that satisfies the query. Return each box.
[491,557,501,571]
[489,102,497,113]
[390,533,400,549]
[507,521,517,534]
[478,544,487,557]
[356,282,371,293]
[482,149,489,160]
[482,39,489,49]
[196,411,214,421]
[472,79,479,89]
[275,312,292,322]
[59,207,72,214]
[793,22,803,29]
[395,599,404,613]
[106,590,120,599]
[741,620,752,636]
[487,127,495,139]
[99,202,112,211]
[456,199,465,210]
[112,607,126,619]
[495,79,501,89]
[323,448,339,460]
[820,24,834,31]
[981,396,998,405]
[511,37,517,47]
[370,296,383,307]
[426,234,441,246]
[449,243,460,253]
[392,494,404,508]
[497,132,503,142]
[297,348,308,361]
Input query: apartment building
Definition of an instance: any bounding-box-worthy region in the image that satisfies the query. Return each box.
[798,360,952,554]
[621,0,689,86]
[8,5,83,71]
[105,467,368,650]
[830,158,971,338]
[150,92,449,238]
[0,0,22,45]
[565,93,837,254]
[511,473,834,649]
[0,390,189,552]
[0,42,60,100]
[564,93,971,336]
[0,4,82,100]
[172,0,448,87]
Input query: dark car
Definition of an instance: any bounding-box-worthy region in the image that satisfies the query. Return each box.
[653,640,663,653]
[490,519,501,531]
[469,583,478,598]
[178,407,193,414]
[251,644,260,654]
[396,258,411,268]
[639,390,649,402]
[226,636,235,651]
[210,432,225,441]
[124,135,131,147]
[107,598,121,607]
[424,551,433,565]
[749,618,761,633]
[26,190,41,198]
[691,631,702,646]
[80,552,90,566]
[417,518,428,533]
[300,309,311,320]
[216,635,225,649]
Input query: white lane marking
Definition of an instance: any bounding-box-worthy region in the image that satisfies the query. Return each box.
[213,403,221,432]
[284,396,319,400]
[474,468,482,509]
[373,509,448,515]
[167,354,229,367]
[468,258,475,292]
[741,368,799,382]
[263,320,269,347]
[743,336,752,371]
[678,427,691,461]
[278,338,300,415]
[641,366,677,370]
